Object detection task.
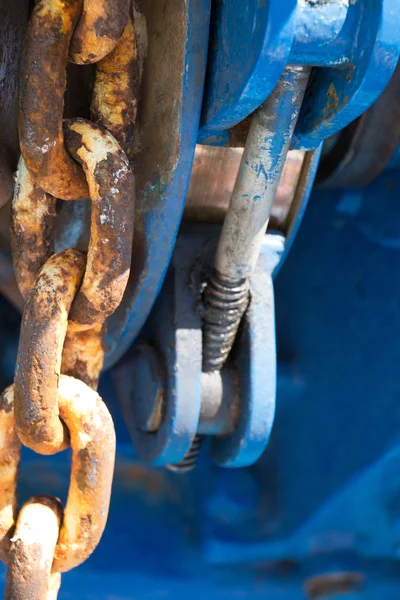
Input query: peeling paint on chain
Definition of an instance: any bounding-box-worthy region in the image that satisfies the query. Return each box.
[5,496,63,600]
[7,0,137,591]
[54,375,116,573]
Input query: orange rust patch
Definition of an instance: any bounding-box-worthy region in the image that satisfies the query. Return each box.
[19,0,89,199]
[304,572,364,599]
[313,82,343,128]
[63,118,135,326]
[326,83,339,113]
[91,19,139,158]
[11,157,57,301]
[14,249,86,455]
[61,320,105,389]
[0,378,115,574]
[70,0,130,65]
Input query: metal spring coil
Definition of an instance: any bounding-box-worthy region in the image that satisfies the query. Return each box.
[167,435,204,473]
[202,272,249,372]
[168,274,249,472]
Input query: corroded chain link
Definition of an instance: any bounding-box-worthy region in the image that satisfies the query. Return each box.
[19,0,136,200]
[1,0,138,596]
[4,496,63,600]
[0,376,116,571]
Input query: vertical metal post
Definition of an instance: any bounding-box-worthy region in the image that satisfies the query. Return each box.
[203,64,311,373]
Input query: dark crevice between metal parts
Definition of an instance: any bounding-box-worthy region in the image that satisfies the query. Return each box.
[167,434,204,474]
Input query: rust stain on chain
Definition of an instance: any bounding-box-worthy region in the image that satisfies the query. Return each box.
[11,157,57,301]
[19,0,89,200]
[14,249,86,455]
[70,0,130,64]
[0,386,20,565]
[53,375,116,573]
[62,320,105,389]
[0,377,115,574]
[5,496,63,600]
[9,0,138,590]
[11,161,106,390]
[91,19,139,158]
[64,118,135,325]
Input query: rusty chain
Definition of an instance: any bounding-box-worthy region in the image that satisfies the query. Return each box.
[4,496,63,600]
[19,0,137,200]
[1,0,138,596]
[0,377,116,571]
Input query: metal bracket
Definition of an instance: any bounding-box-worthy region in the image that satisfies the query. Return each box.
[115,227,284,468]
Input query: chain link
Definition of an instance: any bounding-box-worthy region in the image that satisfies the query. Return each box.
[14,249,86,454]
[2,0,138,594]
[0,376,116,575]
[63,118,135,324]
[69,0,130,65]
[11,158,57,301]
[4,496,63,600]
[91,19,139,158]
[19,0,90,200]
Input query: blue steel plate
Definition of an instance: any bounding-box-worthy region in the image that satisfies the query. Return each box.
[105,0,211,368]
[200,0,296,132]
[293,0,400,149]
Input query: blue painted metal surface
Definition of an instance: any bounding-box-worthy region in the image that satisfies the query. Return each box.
[105,0,400,374]
[274,145,323,277]
[200,0,296,131]
[293,0,400,149]
[3,167,400,596]
[2,1,400,597]
[200,0,400,149]
[115,240,203,465]
[116,232,281,467]
[202,172,400,576]
[288,0,353,67]
[104,0,211,368]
